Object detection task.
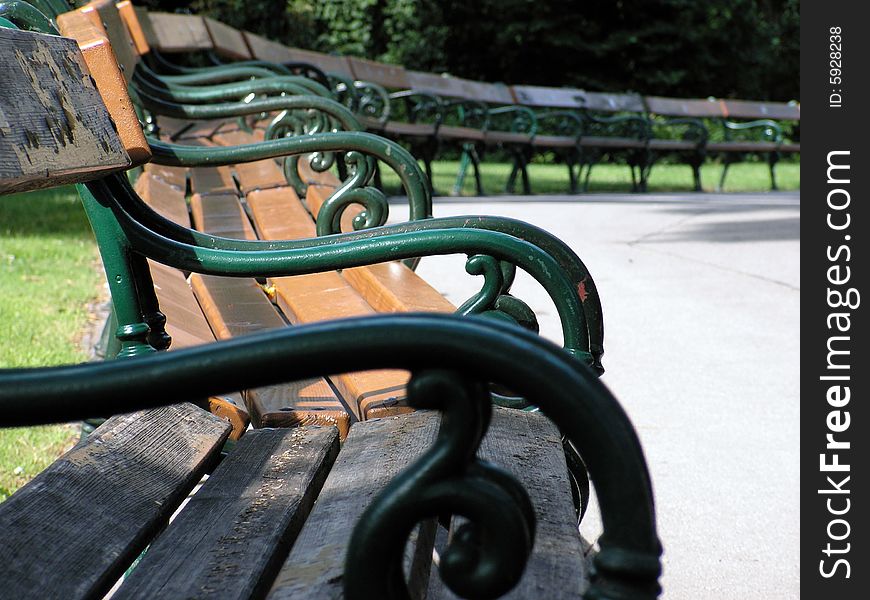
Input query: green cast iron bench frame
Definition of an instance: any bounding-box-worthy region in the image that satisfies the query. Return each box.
[0,8,662,599]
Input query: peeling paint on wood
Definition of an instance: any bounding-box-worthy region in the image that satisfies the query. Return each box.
[0,28,129,194]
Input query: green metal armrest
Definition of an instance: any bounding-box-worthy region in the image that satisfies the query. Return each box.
[488,105,538,136]
[722,118,783,143]
[440,98,490,130]
[388,90,442,124]
[535,110,584,139]
[653,117,709,145]
[0,313,660,599]
[582,111,648,139]
[353,80,392,125]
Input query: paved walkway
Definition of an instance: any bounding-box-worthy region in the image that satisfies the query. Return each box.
[389,191,800,599]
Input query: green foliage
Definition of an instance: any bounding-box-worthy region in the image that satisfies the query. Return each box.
[147,0,798,100]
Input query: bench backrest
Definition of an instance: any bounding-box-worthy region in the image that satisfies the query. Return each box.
[243,31,354,77]
[137,10,212,53]
[0,26,131,194]
[55,6,152,165]
[720,99,800,121]
[510,84,585,109]
[408,70,513,105]
[203,16,251,60]
[644,95,724,118]
[346,56,410,89]
[576,91,645,113]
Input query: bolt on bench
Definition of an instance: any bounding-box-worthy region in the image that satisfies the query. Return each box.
[0,8,661,600]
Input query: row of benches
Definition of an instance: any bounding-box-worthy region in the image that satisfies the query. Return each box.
[0,2,659,599]
[137,9,800,194]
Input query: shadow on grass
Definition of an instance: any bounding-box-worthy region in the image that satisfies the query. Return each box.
[0,186,93,239]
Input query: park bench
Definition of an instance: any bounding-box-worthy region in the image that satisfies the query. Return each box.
[122,6,799,195]
[0,8,661,599]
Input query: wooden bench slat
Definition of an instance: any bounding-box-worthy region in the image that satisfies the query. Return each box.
[267,412,441,600]
[83,0,141,85]
[0,404,231,599]
[114,426,340,600]
[136,173,250,437]
[301,184,456,315]
[56,9,152,166]
[189,168,238,196]
[213,131,289,192]
[135,170,189,222]
[147,12,213,53]
[297,156,343,187]
[189,273,352,438]
[428,407,589,599]
[204,16,253,60]
[116,1,151,56]
[245,187,411,420]
[0,27,129,194]
[142,163,188,190]
[187,192,352,436]
[190,192,255,239]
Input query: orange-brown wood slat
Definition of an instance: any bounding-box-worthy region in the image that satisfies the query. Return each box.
[189,193,255,240]
[134,173,249,438]
[188,192,352,436]
[246,187,411,420]
[189,274,351,438]
[212,131,288,192]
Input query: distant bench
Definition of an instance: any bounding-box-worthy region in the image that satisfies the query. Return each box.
[132,8,798,194]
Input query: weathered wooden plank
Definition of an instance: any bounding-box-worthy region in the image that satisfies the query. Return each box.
[204,16,252,60]
[0,28,129,194]
[147,12,213,52]
[347,56,410,89]
[56,9,152,166]
[114,426,340,600]
[428,407,589,599]
[644,95,724,118]
[0,404,231,599]
[511,85,586,109]
[267,412,441,600]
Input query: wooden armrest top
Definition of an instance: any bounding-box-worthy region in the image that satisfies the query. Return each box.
[0,27,130,194]
[56,9,152,167]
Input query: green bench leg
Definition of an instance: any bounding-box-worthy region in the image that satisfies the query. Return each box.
[768,151,780,191]
[453,142,485,196]
[505,146,531,195]
[718,154,736,191]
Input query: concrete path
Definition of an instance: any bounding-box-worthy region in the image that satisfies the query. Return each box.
[389,191,800,599]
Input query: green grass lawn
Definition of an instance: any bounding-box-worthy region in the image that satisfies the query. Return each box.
[381,159,800,196]
[0,186,100,500]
